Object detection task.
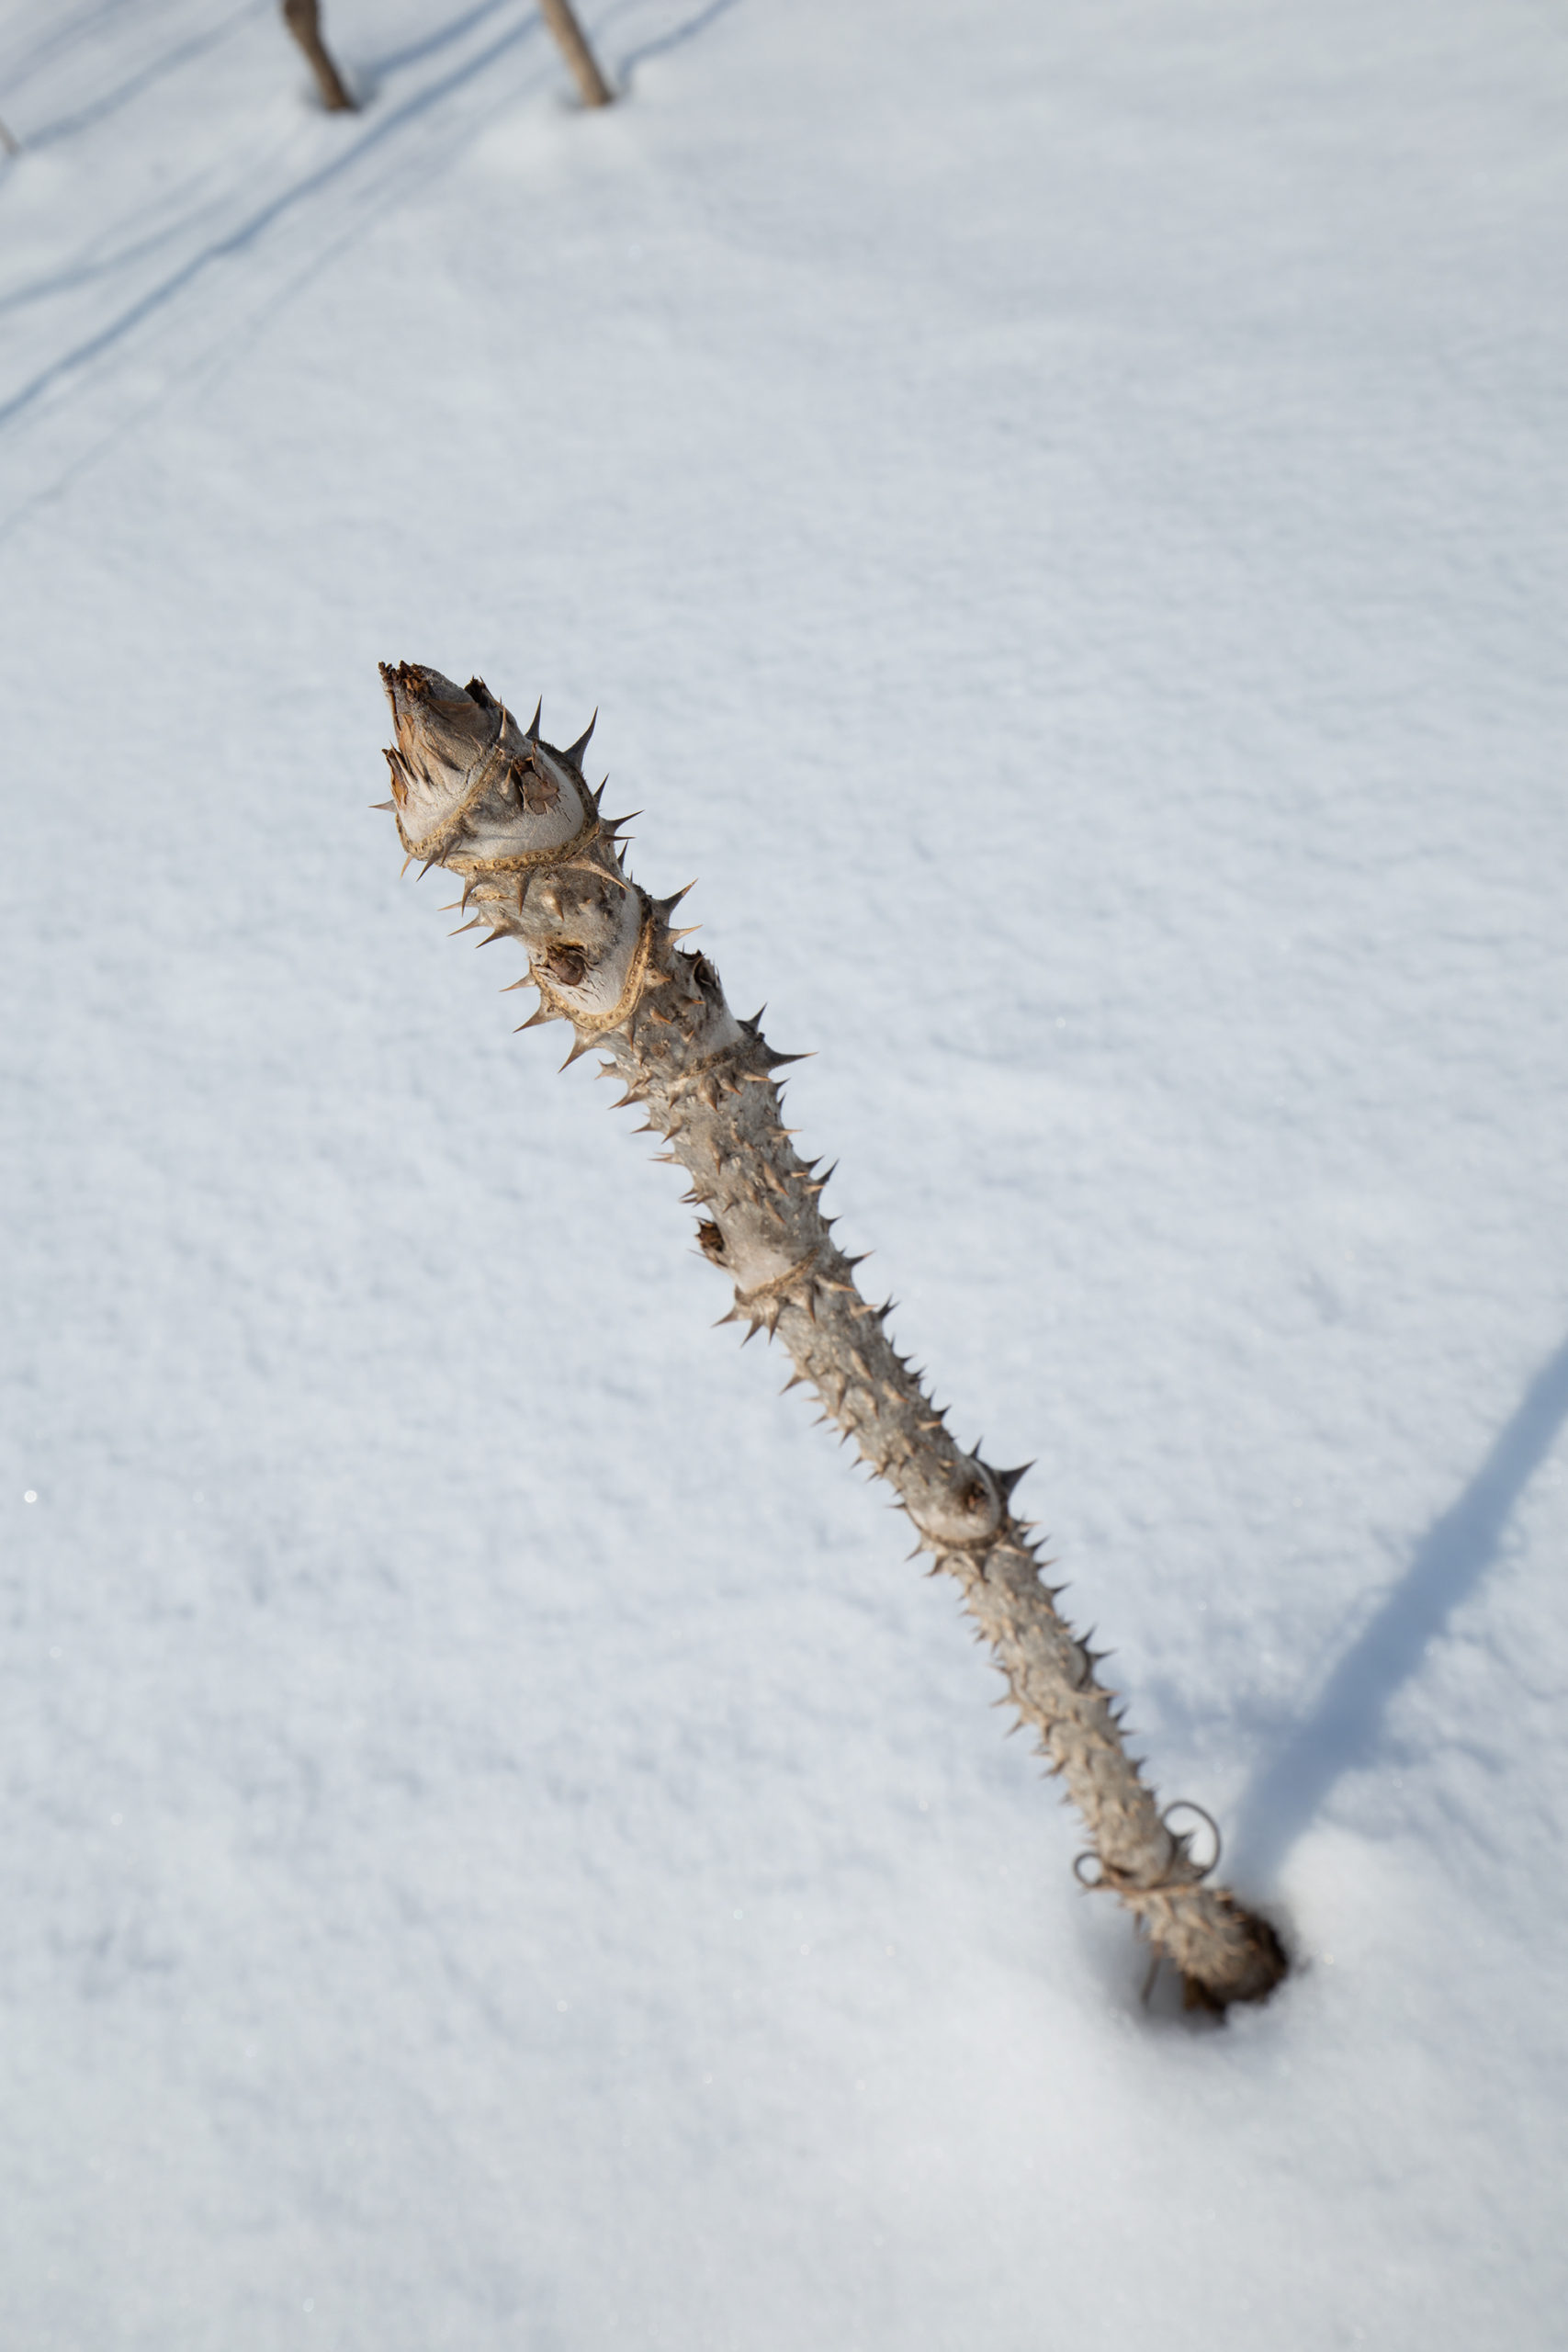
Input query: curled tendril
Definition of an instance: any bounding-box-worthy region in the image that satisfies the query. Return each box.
[1161,1799,1222,1880]
[1074,1800,1222,1897]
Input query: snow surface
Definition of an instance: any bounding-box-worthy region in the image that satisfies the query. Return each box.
[3,1,1566,2345]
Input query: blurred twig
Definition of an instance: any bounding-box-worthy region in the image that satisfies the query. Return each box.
[538,0,614,107]
[281,0,356,112]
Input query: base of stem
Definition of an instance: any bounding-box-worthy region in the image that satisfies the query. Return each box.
[1179,1905,1290,2014]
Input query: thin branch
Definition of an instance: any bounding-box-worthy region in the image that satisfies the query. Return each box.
[538,0,614,107]
[281,0,356,113]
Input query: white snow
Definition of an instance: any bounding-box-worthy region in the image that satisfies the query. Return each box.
[3,1,1566,2345]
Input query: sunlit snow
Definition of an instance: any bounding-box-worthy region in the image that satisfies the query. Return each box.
[3,2,1565,2346]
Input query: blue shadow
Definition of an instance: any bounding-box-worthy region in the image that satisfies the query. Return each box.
[0,8,546,437]
[359,0,518,87]
[19,5,262,152]
[617,0,741,80]
[1231,1328,1568,1879]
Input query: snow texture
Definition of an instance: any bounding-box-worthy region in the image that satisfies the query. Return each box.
[2,1,1565,2346]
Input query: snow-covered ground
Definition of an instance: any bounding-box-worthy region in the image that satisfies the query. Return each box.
[3,1,1565,2344]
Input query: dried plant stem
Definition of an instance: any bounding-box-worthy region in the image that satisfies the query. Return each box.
[0,117,20,159]
[281,0,356,113]
[375,662,1287,2012]
[538,0,615,107]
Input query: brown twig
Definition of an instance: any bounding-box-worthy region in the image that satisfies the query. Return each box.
[281,0,356,113]
[538,0,614,107]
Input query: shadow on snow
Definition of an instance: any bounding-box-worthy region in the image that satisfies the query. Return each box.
[1231,1327,1568,1882]
[0,9,547,436]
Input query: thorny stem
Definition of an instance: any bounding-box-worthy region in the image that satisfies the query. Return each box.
[375,662,1288,2013]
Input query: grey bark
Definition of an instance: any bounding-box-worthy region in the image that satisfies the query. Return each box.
[282,0,356,113]
[375,661,1288,2012]
[538,0,614,107]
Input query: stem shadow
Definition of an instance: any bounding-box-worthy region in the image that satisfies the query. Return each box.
[1230,1328,1568,1881]
[17,5,261,152]
[615,0,742,81]
[0,9,545,438]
